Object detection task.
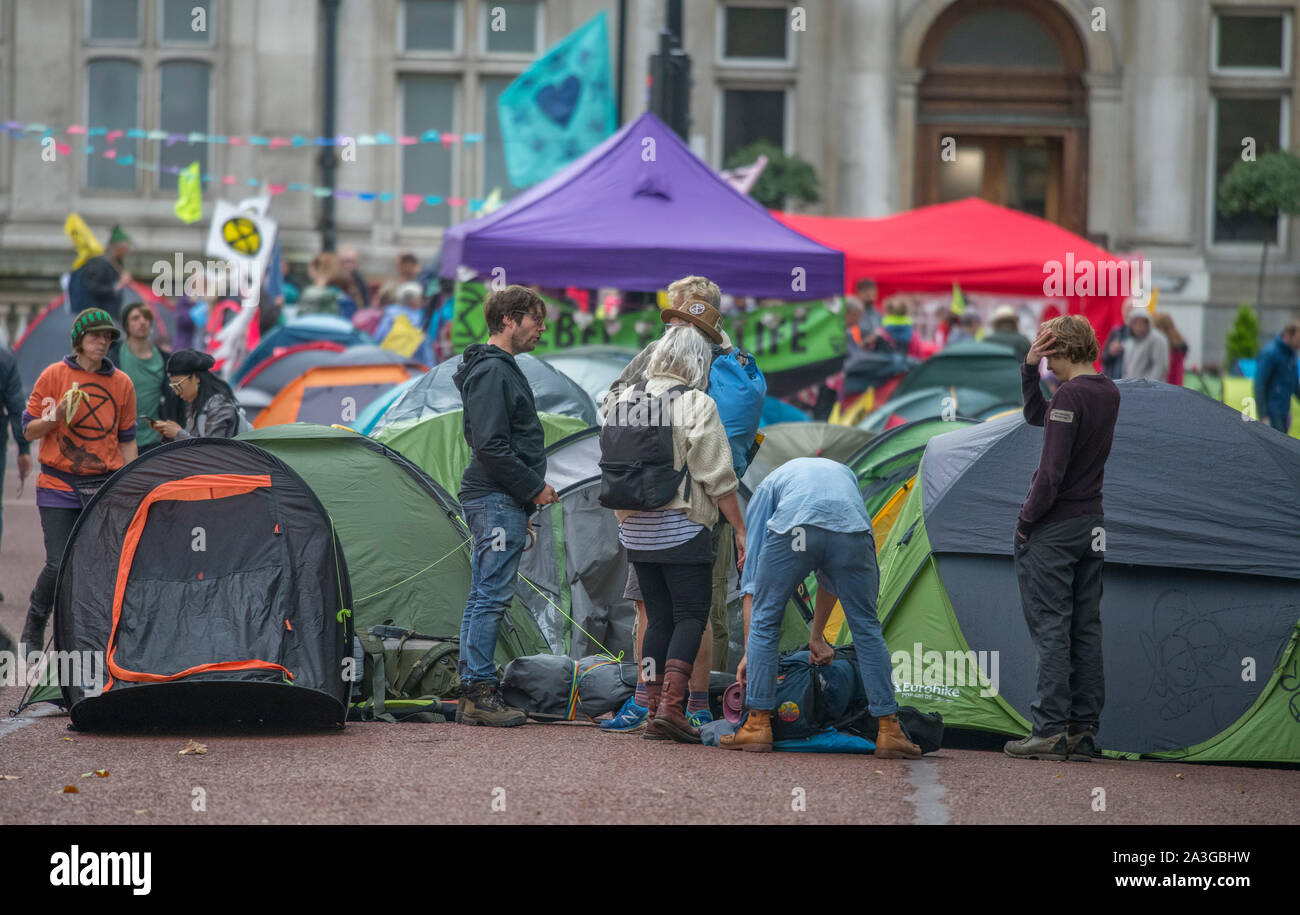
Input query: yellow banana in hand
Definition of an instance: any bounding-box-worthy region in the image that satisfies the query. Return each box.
[63,382,85,424]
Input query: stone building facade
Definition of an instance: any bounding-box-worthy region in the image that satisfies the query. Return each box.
[1,0,1297,366]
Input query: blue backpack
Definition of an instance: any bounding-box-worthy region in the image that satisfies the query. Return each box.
[709,348,766,478]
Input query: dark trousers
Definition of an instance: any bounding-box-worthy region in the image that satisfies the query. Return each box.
[634,560,711,674]
[1014,514,1105,736]
[1266,413,1291,433]
[29,507,82,623]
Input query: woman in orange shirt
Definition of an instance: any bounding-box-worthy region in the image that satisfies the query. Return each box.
[18,308,137,650]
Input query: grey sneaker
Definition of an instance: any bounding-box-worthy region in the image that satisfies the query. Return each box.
[1003,732,1068,761]
[1066,730,1098,762]
[459,682,526,728]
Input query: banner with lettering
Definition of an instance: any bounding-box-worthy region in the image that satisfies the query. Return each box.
[452,280,846,394]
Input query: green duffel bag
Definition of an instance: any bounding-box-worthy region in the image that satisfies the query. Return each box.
[356,625,462,722]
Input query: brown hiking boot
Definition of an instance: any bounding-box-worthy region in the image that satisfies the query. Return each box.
[648,659,700,744]
[459,681,526,727]
[642,678,668,740]
[719,709,773,752]
[874,713,922,759]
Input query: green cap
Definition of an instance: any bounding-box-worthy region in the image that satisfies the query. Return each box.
[109,224,132,245]
[71,308,121,346]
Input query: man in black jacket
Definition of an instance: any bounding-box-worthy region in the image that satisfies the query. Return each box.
[452,285,559,726]
[1005,315,1120,763]
[1,345,33,598]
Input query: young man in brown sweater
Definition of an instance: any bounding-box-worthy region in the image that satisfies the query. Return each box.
[1005,314,1120,762]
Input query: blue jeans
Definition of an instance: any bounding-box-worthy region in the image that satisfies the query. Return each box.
[459,492,528,686]
[745,525,897,717]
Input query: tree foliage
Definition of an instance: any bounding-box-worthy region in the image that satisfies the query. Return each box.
[724,140,820,210]
[1225,302,1262,366]
[1217,150,1300,222]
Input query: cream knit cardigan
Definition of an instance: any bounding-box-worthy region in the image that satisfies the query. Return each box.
[603,370,738,530]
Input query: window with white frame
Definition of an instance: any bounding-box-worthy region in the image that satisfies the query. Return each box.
[158,60,210,189]
[401,76,459,228]
[720,87,788,164]
[719,4,792,64]
[83,0,215,194]
[397,0,543,228]
[480,0,541,55]
[1213,12,1290,75]
[88,0,142,43]
[1213,96,1286,243]
[160,0,211,44]
[404,0,460,53]
[87,58,141,190]
[1210,11,1291,244]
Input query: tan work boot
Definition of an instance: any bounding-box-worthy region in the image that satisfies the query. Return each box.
[719,709,773,752]
[874,713,922,759]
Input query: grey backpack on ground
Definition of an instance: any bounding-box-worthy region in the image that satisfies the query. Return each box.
[501,654,637,721]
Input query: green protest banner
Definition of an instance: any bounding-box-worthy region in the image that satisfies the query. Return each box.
[453,280,845,381]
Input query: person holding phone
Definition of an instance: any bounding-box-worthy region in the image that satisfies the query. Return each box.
[150,350,243,440]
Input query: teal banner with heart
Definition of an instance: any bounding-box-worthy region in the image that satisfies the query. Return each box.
[498,11,616,189]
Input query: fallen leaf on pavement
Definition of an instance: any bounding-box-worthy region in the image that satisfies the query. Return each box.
[133,809,148,815]
[874,770,884,775]
[60,737,75,741]
[62,785,79,793]
[0,775,21,780]
[179,740,208,755]
[1174,773,1184,779]
[81,769,110,778]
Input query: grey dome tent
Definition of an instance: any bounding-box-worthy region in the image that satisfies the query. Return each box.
[869,381,1300,762]
[516,428,635,659]
[890,340,1023,405]
[371,351,598,433]
[538,346,638,406]
[49,438,353,730]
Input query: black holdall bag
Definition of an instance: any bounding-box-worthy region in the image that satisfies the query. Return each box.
[598,382,692,511]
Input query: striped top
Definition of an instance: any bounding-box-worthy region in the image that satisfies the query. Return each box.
[618,509,705,552]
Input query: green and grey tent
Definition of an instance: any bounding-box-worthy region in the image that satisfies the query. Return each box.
[739,422,877,494]
[891,341,1022,405]
[372,410,589,498]
[238,423,549,665]
[539,346,638,406]
[857,386,1006,432]
[846,416,979,517]
[514,428,634,659]
[864,380,1300,763]
[371,351,598,435]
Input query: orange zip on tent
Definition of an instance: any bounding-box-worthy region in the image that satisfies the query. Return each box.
[103,473,295,692]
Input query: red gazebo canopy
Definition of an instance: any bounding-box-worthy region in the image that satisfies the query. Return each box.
[773,198,1130,346]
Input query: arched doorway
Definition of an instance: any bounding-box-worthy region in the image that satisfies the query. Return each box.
[914,0,1089,235]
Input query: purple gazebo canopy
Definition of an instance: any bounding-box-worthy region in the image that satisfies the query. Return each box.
[440,112,843,300]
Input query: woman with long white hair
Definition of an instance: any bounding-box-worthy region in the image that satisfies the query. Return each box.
[604,323,747,743]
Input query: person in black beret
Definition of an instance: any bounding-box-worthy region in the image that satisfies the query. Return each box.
[151,349,244,440]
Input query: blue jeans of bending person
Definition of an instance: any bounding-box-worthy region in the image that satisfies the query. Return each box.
[745,525,897,718]
[459,491,528,686]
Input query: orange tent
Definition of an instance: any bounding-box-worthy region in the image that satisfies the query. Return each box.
[254,363,423,429]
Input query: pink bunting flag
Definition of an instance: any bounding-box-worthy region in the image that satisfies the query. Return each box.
[227,136,243,146]
[446,197,466,207]
[269,137,291,148]
[103,149,117,159]
[222,175,238,185]
[106,129,123,144]
[398,135,418,145]
[441,133,460,147]
[402,194,423,213]
[66,125,87,135]
[268,183,287,196]
[56,143,72,155]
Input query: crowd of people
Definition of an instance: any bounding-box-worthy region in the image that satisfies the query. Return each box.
[2,237,1297,762]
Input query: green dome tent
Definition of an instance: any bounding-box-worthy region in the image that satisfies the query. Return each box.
[372,410,589,498]
[846,416,980,517]
[739,422,878,495]
[865,381,1300,762]
[890,341,1023,405]
[238,424,550,666]
[857,385,1006,432]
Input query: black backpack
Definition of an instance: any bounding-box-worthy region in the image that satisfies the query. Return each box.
[598,382,691,511]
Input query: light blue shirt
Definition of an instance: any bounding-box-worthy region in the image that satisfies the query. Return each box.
[740,457,873,597]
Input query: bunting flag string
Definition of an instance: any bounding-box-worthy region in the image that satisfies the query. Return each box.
[0,120,484,149]
[1,124,490,215]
